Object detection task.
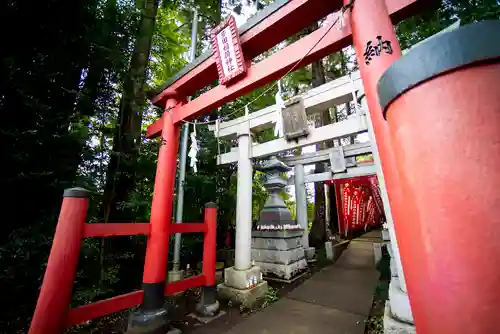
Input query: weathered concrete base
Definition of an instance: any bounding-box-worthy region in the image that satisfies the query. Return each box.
[218,266,267,306]
[218,281,268,306]
[251,247,304,264]
[127,308,168,334]
[384,302,416,334]
[166,328,181,334]
[196,300,220,317]
[196,285,220,317]
[167,269,184,283]
[255,258,307,280]
[263,269,307,284]
[223,266,262,290]
[251,230,303,239]
[251,229,306,281]
[304,247,315,261]
[388,277,413,324]
[188,310,227,324]
[252,237,301,251]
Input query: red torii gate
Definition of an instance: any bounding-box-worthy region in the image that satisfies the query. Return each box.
[143,0,418,333]
[29,0,500,333]
[146,0,427,133]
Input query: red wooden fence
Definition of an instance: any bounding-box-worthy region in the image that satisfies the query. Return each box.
[29,188,217,334]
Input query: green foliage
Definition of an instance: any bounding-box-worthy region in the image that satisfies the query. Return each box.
[365,315,384,334]
[149,7,189,86]
[396,0,500,50]
[262,286,279,308]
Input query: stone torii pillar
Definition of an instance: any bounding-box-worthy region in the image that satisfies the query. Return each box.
[293,163,315,260]
[235,124,253,271]
[218,122,268,306]
[362,96,414,333]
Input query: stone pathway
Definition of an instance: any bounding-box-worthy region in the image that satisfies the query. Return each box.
[195,232,381,334]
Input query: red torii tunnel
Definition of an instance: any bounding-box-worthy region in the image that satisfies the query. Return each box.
[29,0,500,333]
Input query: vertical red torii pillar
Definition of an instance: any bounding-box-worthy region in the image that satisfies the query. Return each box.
[345,0,424,329]
[349,0,500,333]
[378,20,500,334]
[128,97,182,331]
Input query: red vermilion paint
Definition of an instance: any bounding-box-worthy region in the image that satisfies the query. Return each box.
[143,99,181,285]
[29,196,88,334]
[203,204,218,286]
[346,0,427,329]
[386,61,500,334]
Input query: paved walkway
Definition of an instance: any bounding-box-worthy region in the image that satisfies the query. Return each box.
[204,232,381,334]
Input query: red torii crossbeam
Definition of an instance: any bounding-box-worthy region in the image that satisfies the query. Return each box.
[146,0,426,137]
[150,0,343,105]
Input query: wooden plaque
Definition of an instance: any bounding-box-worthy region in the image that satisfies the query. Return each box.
[210,16,247,86]
[282,97,309,141]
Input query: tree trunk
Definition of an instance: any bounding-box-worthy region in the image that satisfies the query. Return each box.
[309,22,333,247]
[103,0,160,221]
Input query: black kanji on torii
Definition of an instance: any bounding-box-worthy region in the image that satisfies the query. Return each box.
[363,36,393,65]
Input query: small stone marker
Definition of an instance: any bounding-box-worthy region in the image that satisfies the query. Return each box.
[329,147,347,173]
[325,241,334,260]
[382,228,390,241]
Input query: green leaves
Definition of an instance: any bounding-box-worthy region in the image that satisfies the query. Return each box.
[396,0,500,50]
[148,7,189,87]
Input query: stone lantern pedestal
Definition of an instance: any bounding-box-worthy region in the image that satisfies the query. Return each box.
[251,157,307,281]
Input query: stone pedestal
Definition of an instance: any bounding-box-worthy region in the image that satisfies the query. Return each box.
[167,269,184,283]
[127,309,169,334]
[304,247,316,261]
[217,266,267,306]
[384,262,416,334]
[252,230,307,280]
[195,285,220,317]
[384,302,416,334]
[388,277,413,324]
[251,157,307,281]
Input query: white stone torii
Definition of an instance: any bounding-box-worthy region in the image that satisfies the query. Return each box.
[210,72,374,267]
[281,142,374,248]
[213,73,411,321]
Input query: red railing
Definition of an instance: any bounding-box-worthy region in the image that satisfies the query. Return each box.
[29,188,217,334]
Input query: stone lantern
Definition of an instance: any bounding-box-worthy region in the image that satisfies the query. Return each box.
[251,156,307,281]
